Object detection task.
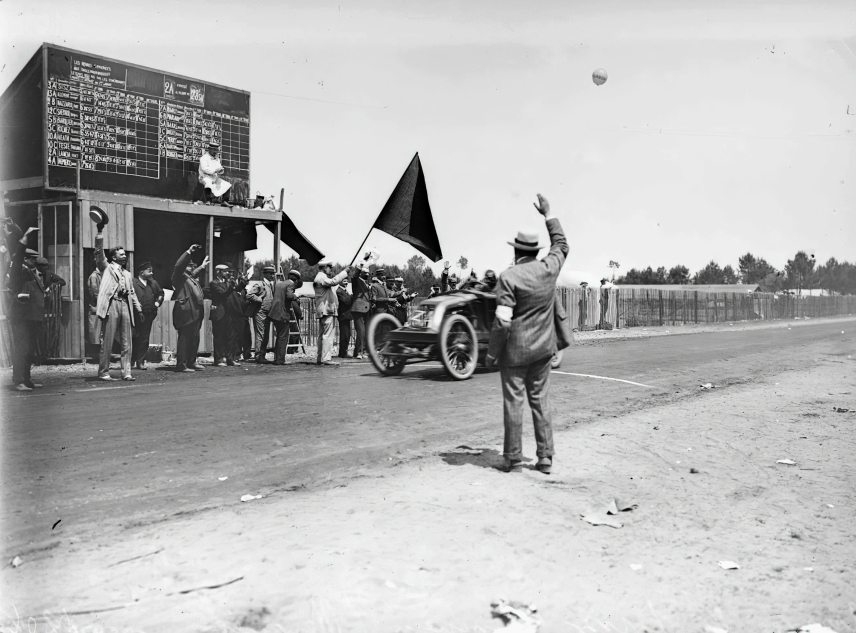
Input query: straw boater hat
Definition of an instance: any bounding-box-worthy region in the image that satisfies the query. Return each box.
[262,265,276,273]
[215,264,230,271]
[317,258,332,268]
[507,230,542,252]
[207,141,220,150]
[88,205,108,225]
[24,248,40,257]
[287,269,301,278]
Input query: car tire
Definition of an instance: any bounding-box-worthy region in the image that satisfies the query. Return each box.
[367,313,405,376]
[439,314,478,380]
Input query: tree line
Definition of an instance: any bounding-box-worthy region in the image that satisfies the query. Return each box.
[616,252,856,295]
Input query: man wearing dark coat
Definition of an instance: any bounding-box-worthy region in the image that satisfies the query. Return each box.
[268,269,300,365]
[208,264,245,367]
[171,244,207,372]
[132,261,164,369]
[3,221,44,391]
[370,268,392,316]
[336,277,353,358]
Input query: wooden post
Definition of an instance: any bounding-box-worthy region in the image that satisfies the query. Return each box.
[658,290,663,326]
[274,219,282,273]
[206,215,214,285]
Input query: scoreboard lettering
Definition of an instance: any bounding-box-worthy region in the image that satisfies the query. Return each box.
[44,46,250,199]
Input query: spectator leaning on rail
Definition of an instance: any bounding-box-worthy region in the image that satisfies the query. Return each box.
[3,220,43,391]
[486,193,568,475]
[313,258,350,366]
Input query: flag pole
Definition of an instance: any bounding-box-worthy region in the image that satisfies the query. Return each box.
[349,224,375,267]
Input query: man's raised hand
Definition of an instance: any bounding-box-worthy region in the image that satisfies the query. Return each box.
[189,243,202,253]
[533,194,551,218]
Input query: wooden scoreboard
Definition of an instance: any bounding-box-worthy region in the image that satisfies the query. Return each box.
[36,44,250,199]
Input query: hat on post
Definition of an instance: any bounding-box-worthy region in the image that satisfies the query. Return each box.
[136,261,153,273]
[507,230,542,252]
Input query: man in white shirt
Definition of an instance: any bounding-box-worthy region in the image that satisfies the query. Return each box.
[313,258,350,365]
[198,141,231,206]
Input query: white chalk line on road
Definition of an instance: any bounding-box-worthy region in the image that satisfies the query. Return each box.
[551,371,657,389]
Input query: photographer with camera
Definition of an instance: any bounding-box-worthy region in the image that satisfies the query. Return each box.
[171,243,208,373]
[3,219,43,391]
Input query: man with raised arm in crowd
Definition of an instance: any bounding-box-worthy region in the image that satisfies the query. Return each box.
[171,243,208,373]
[486,193,568,476]
[440,261,460,293]
[3,220,43,391]
[131,261,164,370]
[313,258,349,366]
[95,229,144,381]
[349,263,372,360]
[336,276,353,359]
[269,269,301,365]
[208,264,246,367]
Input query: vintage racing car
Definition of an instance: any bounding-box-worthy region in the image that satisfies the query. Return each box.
[366,289,564,380]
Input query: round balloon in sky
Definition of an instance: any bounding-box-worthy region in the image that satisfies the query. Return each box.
[592,68,608,86]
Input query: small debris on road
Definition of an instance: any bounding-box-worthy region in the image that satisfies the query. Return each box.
[51,519,61,530]
[704,626,728,633]
[490,598,541,632]
[699,383,715,390]
[690,468,700,474]
[629,563,643,571]
[581,512,623,529]
[776,459,797,466]
[218,476,228,481]
[606,498,638,515]
[718,560,739,570]
[10,555,22,568]
[453,445,484,455]
[240,494,263,502]
[787,625,839,633]
[832,407,852,413]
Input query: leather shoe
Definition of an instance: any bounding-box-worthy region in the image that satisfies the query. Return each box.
[122,375,136,381]
[98,375,116,381]
[226,360,241,367]
[191,364,205,371]
[499,459,523,473]
[535,457,552,474]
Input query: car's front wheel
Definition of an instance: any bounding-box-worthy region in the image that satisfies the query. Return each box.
[367,313,405,376]
[439,314,477,380]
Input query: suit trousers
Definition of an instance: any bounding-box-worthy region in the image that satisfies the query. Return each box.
[272,319,290,363]
[351,312,367,356]
[253,309,271,358]
[132,309,156,364]
[500,354,554,461]
[316,315,335,363]
[337,318,352,357]
[99,299,133,378]
[11,318,41,385]
[212,315,239,363]
[176,316,203,369]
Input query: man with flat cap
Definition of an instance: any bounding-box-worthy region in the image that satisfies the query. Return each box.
[3,221,44,391]
[269,268,302,364]
[132,261,164,370]
[486,194,568,475]
[207,264,244,367]
[250,265,276,363]
[313,258,350,365]
[198,141,231,206]
[171,243,208,372]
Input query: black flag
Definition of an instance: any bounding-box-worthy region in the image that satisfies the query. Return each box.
[373,153,443,262]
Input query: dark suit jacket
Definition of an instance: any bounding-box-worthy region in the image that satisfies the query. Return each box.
[487,217,569,366]
[171,250,205,329]
[336,286,353,320]
[7,241,45,322]
[350,270,371,313]
[269,279,297,323]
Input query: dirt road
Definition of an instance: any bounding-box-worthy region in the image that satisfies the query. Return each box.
[1,317,854,632]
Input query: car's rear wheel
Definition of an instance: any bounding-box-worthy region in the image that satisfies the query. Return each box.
[367,313,405,376]
[439,314,477,380]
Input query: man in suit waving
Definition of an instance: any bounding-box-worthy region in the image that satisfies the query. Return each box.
[486,193,568,475]
[95,226,143,381]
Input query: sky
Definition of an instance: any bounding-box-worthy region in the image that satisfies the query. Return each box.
[1,0,854,284]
